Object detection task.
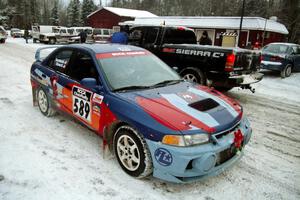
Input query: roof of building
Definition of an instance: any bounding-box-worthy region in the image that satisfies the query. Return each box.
[126,16,288,34]
[87,7,157,18]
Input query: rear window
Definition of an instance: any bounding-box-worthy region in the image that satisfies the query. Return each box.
[263,44,290,54]
[163,29,197,44]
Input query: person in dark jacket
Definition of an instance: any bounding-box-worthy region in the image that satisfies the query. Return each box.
[111,25,129,44]
[24,29,29,44]
[199,30,212,45]
[79,30,87,43]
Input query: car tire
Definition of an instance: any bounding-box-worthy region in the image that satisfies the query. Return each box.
[37,88,55,117]
[113,126,153,178]
[33,38,37,43]
[282,64,292,78]
[181,67,206,85]
[49,38,56,45]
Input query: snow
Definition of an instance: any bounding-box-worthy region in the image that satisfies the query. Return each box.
[87,6,157,18]
[0,37,300,200]
[129,16,289,34]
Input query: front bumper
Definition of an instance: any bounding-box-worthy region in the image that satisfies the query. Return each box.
[146,117,252,183]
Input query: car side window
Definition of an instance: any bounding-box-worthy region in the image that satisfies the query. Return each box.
[297,47,300,55]
[48,50,73,74]
[66,51,99,82]
[144,28,159,45]
[129,28,144,45]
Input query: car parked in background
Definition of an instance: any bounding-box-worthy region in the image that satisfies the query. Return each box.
[92,28,112,43]
[32,25,59,44]
[10,28,23,38]
[0,26,7,43]
[31,44,252,183]
[261,43,300,78]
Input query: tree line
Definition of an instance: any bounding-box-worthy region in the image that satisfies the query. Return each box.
[0,0,299,43]
[0,0,97,28]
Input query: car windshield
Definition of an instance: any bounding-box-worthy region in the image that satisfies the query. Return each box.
[98,53,181,91]
[263,44,290,54]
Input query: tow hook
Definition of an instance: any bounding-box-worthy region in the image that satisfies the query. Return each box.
[241,85,255,93]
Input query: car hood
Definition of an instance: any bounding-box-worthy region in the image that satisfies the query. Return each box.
[116,82,242,134]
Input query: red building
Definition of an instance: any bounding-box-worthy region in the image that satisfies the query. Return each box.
[87,7,157,29]
[127,16,288,48]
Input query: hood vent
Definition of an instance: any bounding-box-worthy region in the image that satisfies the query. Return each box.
[188,98,219,112]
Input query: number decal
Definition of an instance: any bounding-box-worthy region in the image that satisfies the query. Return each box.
[72,86,92,123]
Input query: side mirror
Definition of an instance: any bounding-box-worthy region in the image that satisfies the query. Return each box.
[80,78,98,88]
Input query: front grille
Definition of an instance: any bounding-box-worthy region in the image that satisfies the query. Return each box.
[215,145,236,166]
[213,122,240,139]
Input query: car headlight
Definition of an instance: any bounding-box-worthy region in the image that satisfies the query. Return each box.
[162,134,209,146]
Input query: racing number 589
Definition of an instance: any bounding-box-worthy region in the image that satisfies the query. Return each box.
[73,98,90,119]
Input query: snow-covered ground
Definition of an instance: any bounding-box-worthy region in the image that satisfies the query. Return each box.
[0,37,299,200]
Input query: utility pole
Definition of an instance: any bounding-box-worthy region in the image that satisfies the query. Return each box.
[238,0,246,47]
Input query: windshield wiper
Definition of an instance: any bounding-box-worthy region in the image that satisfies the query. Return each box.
[151,79,182,88]
[113,85,152,92]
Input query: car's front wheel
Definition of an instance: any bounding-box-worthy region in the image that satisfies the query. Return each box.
[281,64,292,78]
[113,126,153,178]
[37,88,55,117]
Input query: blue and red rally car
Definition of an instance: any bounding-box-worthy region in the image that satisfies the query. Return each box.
[30,44,252,183]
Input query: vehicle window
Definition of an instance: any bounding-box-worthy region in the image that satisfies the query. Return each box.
[263,44,290,54]
[93,29,101,35]
[129,28,143,45]
[296,46,300,54]
[67,29,74,34]
[48,50,73,74]
[32,27,39,32]
[86,29,92,34]
[103,29,109,35]
[163,29,197,44]
[98,54,180,90]
[144,28,159,44]
[77,29,83,33]
[67,51,99,82]
[53,28,59,33]
[60,29,66,34]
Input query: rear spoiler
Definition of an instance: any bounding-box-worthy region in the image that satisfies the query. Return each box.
[35,46,60,62]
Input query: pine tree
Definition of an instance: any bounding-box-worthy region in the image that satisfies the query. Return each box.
[50,0,59,25]
[71,0,82,26]
[67,0,74,27]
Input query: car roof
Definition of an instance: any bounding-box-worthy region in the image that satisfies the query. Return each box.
[67,43,146,54]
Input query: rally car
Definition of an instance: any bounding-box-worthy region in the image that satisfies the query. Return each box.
[30,44,252,183]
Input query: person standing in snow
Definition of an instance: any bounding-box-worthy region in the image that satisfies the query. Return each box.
[24,28,29,44]
[79,29,87,43]
[199,30,212,45]
[110,25,129,44]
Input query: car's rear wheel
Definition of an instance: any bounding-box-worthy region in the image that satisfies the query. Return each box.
[281,64,292,78]
[113,126,153,178]
[181,68,206,85]
[37,88,55,117]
